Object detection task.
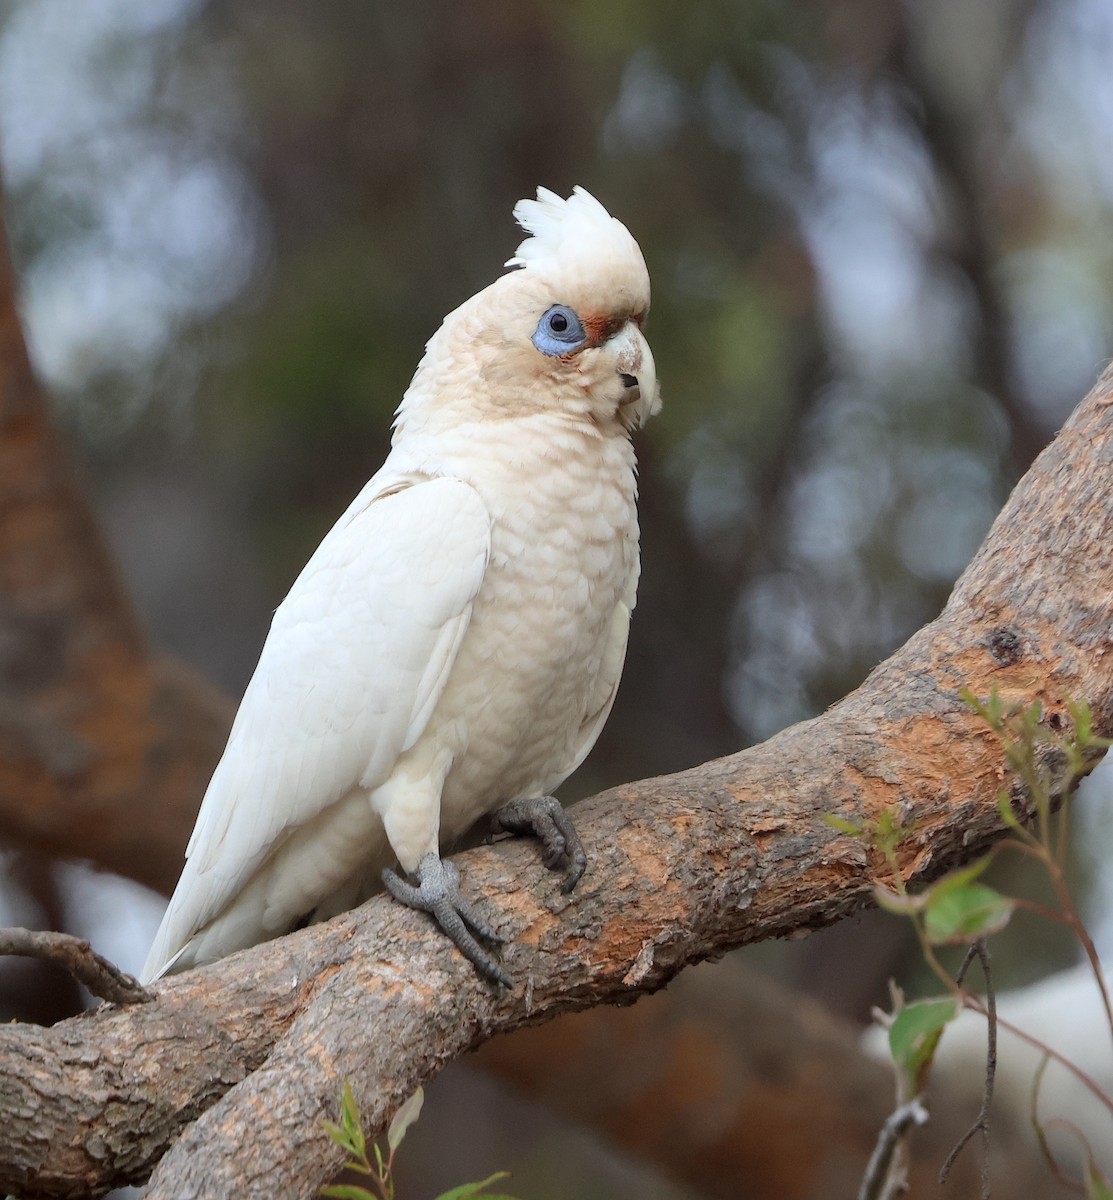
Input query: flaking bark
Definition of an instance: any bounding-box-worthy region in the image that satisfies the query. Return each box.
[1,367,1111,1198]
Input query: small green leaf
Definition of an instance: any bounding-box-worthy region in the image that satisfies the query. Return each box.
[1003,740,1029,771]
[1087,1158,1113,1199]
[322,1120,359,1157]
[433,1172,517,1200]
[962,687,1004,730]
[823,813,863,836]
[874,806,907,849]
[338,1081,366,1160]
[923,882,1014,945]
[922,856,993,898]
[321,1187,378,1200]
[1070,699,1113,751]
[996,788,1022,831]
[437,1194,519,1200]
[1073,698,1094,741]
[888,997,957,1095]
[387,1086,425,1152]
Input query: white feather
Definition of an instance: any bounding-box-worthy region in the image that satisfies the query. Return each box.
[143,475,490,980]
[505,185,638,271]
[145,185,658,983]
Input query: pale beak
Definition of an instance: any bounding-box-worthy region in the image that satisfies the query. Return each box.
[610,322,661,429]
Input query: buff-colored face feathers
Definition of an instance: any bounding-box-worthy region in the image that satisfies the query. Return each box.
[505,186,653,326]
[398,186,661,435]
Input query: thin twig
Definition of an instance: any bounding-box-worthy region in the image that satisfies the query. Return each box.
[959,997,1113,1115]
[859,1096,930,1200]
[1030,1059,1088,1193]
[996,839,1113,1056]
[940,941,995,1195]
[0,927,151,1006]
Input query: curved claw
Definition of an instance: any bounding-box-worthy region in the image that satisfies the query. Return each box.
[383,853,511,988]
[492,795,587,893]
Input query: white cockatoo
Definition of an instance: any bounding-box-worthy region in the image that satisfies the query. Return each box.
[142,186,660,987]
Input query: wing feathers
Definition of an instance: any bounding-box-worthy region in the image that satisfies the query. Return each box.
[144,475,490,981]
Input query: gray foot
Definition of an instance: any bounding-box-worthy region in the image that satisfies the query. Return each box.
[382,852,511,988]
[492,795,587,894]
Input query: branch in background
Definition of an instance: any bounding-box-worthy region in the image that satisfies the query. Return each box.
[939,940,995,1195]
[0,370,1110,1198]
[0,849,84,1023]
[0,928,150,1007]
[887,0,1047,475]
[859,1098,929,1200]
[0,196,233,896]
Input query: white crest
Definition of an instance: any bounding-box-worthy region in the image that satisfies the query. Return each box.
[505,185,631,270]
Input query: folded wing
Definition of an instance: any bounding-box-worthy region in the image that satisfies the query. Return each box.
[142,475,491,980]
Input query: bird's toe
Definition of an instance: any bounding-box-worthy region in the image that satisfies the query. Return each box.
[383,852,510,987]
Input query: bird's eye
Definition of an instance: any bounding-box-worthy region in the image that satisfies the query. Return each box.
[532,304,587,357]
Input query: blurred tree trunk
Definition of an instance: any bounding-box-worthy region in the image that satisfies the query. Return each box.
[0,198,232,893]
[885,0,1046,473]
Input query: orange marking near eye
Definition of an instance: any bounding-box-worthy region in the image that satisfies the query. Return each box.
[581,314,626,347]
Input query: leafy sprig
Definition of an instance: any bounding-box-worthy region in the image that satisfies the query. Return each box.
[323,1083,520,1200]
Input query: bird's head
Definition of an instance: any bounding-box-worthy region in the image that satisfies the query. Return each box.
[497,186,661,432]
[399,187,661,436]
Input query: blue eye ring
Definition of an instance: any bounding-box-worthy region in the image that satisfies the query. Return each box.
[532,304,587,357]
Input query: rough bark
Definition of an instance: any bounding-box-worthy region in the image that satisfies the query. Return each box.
[0,204,233,894]
[1,367,1111,1198]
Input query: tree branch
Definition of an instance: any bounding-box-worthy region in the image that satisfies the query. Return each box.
[859,1097,929,1200]
[2,369,1111,1198]
[0,928,150,1007]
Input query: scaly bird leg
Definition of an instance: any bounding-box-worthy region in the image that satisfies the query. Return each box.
[382,853,511,988]
[491,794,587,894]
